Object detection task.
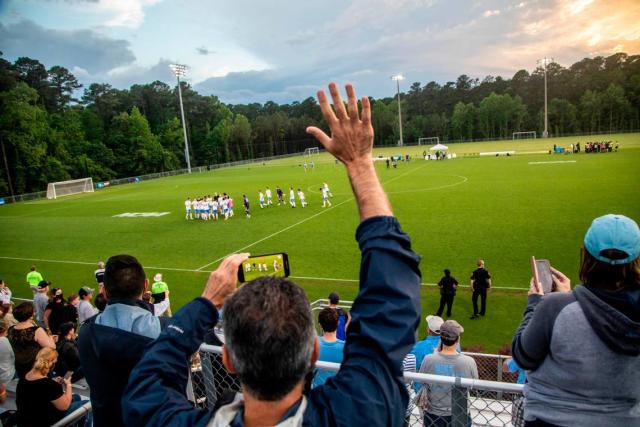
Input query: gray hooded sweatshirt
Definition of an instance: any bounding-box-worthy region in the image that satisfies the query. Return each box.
[512,285,640,427]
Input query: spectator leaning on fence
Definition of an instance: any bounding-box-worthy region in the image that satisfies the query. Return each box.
[77,286,98,324]
[512,214,640,427]
[417,320,478,427]
[122,82,422,426]
[312,307,345,388]
[78,254,165,427]
[410,315,444,371]
[0,280,12,304]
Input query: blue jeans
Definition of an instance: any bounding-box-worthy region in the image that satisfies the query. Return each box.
[65,394,93,427]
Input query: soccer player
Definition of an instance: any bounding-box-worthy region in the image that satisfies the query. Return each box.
[303,161,308,172]
[321,187,332,207]
[273,259,279,272]
[276,187,284,205]
[310,160,315,170]
[212,197,219,221]
[262,263,268,272]
[258,190,265,208]
[222,197,230,220]
[201,198,209,221]
[297,188,307,208]
[191,198,198,219]
[243,194,251,218]
[265,187,273,206]
[228,197,235,217]
[185,197,192,220]
[323,182,333,197]
[289,187,296,208]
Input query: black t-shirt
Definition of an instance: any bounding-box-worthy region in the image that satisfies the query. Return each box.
[471,268,491,290]
[16,377,65,426]
[45,300,68,334]
[95,268,105,284]
[438,276,459,294]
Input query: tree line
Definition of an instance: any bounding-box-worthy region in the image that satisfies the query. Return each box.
[1,51,638,196]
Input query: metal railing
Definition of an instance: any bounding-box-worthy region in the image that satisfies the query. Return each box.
[51,401,92,427]
[193,344,524,427]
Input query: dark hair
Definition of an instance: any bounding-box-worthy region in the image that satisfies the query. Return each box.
[441,335,459,347]
[318,307,339,332]
[68,294,78,304]
[59,322,75,338]
[579,247,640,291]
[223,276,314,401]
[328,292,339,305]
[0,304,11,317]
[104,255,146,299]
[94,293,108,311]
[444,269,451,276]
[13,302,34,322]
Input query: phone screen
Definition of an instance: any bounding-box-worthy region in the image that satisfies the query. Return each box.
[63,371,73,380]
[532,257,554,294]
[238,253,289,282]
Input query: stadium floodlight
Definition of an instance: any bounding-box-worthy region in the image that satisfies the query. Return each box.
[537,57,553,138]
[169,63,192,173]
[391,74,404,147]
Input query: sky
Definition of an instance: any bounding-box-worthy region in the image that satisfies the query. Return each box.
[1,0,639,104]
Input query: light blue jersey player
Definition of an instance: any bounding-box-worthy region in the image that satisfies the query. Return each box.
[259,191,265,208]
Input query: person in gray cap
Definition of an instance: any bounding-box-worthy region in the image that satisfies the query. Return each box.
[512,214,640,427]
[418,319,478,426]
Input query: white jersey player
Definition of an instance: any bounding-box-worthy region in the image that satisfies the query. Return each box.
[191,199,198,219]
[297,189,307,208]
[185,198,192,220]
[265,188,273,205]
[321,187,332,207]
[212,199,219,221]
[258,191,265,208]
[273,259,279,272]
[289,188,296,208]
[323,182,333,197]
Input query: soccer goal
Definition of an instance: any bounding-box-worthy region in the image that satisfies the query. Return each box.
[303,147,320,157]
[46,177,94,199]
[418,137,439,146]
[513,131,536,140]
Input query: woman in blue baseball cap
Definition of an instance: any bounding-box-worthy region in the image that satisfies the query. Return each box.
[512,214,640,427]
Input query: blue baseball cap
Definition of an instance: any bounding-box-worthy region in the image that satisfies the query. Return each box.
[584,214,640,265]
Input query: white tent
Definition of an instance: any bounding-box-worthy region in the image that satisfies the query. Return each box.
[429,143,449,151]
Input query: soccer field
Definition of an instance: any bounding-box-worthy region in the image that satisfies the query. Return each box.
[1,133,639,352]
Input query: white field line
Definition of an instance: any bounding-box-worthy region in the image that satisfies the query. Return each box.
[194,164,430,271]
[0,256,527,291]
[528,160,577,165]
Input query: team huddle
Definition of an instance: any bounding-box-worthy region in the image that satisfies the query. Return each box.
[184,183,333,220]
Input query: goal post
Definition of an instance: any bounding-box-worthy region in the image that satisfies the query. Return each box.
[46,177,94,199]
[418,137,439,146]
[512,131,536,140]
[303,147,319,157]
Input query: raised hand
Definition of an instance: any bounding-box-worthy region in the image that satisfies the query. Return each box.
[306,83,373,166]
[202,253,250,309]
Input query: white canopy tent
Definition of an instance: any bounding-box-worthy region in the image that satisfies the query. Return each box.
[429,143,449,151]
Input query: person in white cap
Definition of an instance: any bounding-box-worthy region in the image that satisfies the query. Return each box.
[151,273,171,317]
[417,319,478,426]
[512,214,640,427]
[409,315,444,370]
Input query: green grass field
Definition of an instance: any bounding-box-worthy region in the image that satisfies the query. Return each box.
[1,133,639,352]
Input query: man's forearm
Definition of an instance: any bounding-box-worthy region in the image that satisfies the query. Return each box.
[347,160,392,221]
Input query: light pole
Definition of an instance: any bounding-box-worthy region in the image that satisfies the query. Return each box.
[391,74,404,146]
[169,63,192,173]
[537,57,553,138]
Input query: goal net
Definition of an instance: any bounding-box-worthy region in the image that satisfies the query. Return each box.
[46,177,94,199]
[418,137,439,146]
[303,147,319,157]
[513,131,536,140]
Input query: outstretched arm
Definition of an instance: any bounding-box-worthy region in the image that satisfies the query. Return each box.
[122,254,249,427]
[307,84,421,426]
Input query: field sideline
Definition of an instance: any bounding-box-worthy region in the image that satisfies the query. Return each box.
[1,133,639,352]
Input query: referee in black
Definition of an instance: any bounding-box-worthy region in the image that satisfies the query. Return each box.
[436,269,458,317]
[470,259,491,319]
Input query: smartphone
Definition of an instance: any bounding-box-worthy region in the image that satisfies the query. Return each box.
[531,256,554,294]
[238,253,290,283]
[63,371,73,381]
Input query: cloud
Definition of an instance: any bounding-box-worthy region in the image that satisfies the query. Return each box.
[195,47,215,56]
[483,9,501,17]
[95,0,163,28]
[0,19,135,74]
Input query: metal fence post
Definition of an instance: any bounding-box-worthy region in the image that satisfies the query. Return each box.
[451,377,468,427]
[201,352,218,410]
[496,356,504,400]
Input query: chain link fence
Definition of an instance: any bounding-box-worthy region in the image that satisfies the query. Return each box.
[193,345,523,426]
